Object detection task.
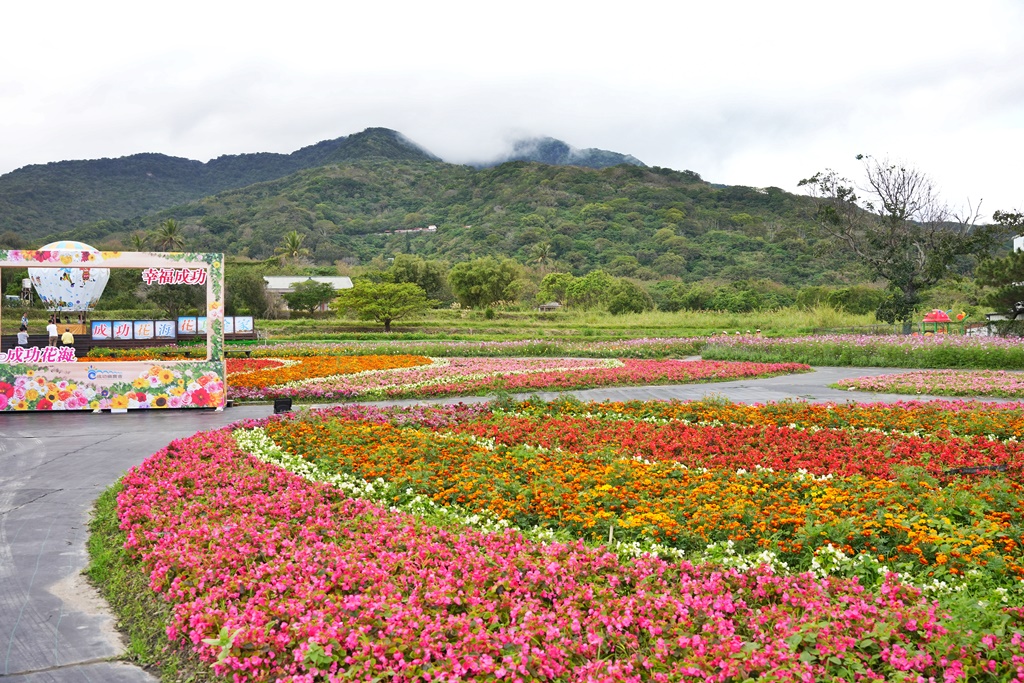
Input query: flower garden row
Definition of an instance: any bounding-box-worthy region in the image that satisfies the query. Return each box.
[85,337,708,361]
[264,403,1024,581]
[224,356,810,402]
[86,332,1024,368]
[110,400,1024,681]
[508,397,1024,440]
[837,370,1024,399]
[702,333,1024,370]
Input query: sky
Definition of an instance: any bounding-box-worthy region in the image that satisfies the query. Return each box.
[2,0,1022,219]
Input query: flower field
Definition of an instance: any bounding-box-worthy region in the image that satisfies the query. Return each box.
[85,337,708,362]
[224,356,809,402]
[504,397,1024,440]
[702,333,1024,370]
[837,370,1024,399]
[263,403,1024,581]
[108,399,1024,681]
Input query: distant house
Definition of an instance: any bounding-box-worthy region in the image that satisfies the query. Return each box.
[263,276,354,312]
[538,302,562,312]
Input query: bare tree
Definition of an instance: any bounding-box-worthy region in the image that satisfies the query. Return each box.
[799,155,1006,323]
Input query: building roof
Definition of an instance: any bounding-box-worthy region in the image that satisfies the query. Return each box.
[263,276,353,292]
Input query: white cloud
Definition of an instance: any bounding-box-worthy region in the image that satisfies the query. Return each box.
[1,0,1021,216]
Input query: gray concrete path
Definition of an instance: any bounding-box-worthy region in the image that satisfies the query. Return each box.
[0,407,271,682]
[0,366,1014,681]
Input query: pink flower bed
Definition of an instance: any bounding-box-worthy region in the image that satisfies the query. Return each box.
[229,358,810,402]
[837,370,1024,398]
[117,426,1024,681]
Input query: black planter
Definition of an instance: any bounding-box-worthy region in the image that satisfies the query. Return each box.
[273,398,293,414]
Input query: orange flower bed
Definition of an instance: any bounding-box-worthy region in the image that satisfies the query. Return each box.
[263,404,1024,582]
[228,354,432,389]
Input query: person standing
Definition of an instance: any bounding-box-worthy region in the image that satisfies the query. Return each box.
[21,312,28,329]
[46,319,58,347]
[61,327,75,346]
[17,325,29,346]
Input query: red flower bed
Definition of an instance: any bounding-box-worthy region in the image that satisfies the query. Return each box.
[117,426,1024,682]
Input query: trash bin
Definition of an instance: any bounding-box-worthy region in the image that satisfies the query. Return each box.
[273,398,293,414]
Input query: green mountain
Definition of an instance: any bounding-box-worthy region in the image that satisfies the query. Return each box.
[0,128,438,241]
[1,126,874,287]
[64,159,865,286]
[477,137,645,169]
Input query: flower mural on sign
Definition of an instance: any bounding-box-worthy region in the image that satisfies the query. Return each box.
[0,362,224,412]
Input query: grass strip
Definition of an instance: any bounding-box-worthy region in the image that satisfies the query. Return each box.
[86,483,214,682]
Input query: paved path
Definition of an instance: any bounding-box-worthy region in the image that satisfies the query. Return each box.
[0,366,1014,681]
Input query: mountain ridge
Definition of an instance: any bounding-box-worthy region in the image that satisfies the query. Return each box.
[474,136,644,169]
[0,128,443,240]
[0,127,648,242]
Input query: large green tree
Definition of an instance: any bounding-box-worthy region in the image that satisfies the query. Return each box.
[976,210,1024,317]
[144,284,203,318]
[536,272,574,305]
[282,280,336,314]
[566,270,614,309]
[332,281,432,332]
[387,254,451,303]
[225,269,271,317]
[448,256,520,309]
[799,156,1008,323]
[607,279,654,315]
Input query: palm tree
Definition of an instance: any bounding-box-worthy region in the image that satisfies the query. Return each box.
[529,242,554,273]
[152,219,185,251]
[127,231,148,251]
[275,230,310,263]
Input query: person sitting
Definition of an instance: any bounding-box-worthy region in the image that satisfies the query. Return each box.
[61,327,75,346]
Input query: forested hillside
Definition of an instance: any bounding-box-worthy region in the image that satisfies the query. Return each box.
[63,160,867,286]
[0,128,437,240]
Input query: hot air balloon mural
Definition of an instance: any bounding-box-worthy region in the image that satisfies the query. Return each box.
[28,241,110,311]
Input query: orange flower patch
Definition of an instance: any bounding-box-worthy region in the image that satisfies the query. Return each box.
[264,403,1024,582]
[228,354,432,390]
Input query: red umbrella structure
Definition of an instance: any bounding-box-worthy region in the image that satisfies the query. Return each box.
[922,309,952,323]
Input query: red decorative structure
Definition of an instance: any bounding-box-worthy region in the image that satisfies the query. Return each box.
[921,309,952,334]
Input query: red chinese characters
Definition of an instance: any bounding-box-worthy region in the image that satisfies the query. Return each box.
[1,346,77,363]
[141,268,207,285]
